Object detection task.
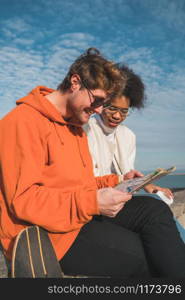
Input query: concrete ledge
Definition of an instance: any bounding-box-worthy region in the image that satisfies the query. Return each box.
[0,244,9,278]
[171,189,185,228]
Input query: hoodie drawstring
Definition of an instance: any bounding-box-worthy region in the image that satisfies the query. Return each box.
[53,122,64,145]
[76,135,86,168]
[54,122,86,168]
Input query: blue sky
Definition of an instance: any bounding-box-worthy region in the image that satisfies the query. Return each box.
[0,0,185,172]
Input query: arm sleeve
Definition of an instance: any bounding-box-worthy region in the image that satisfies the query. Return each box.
[0,116,99,233]
[95,174,119,189]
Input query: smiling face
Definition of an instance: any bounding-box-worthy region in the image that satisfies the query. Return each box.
[67,87,107,125]
[101,96,130,128]
[64,74,107,125]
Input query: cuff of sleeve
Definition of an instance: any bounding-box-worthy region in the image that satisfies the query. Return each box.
[80,190,100,219]
[118,175,123,183]
[83,189,100,217]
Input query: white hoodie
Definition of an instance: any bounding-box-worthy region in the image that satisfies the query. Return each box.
[84,114,136,176]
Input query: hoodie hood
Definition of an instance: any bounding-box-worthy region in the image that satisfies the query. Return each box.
[16,86,85,161]
[16,86,70,125]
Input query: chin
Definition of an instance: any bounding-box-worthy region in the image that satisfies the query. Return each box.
[75,115,90,126]
[82,116,90,124]
[71,111,90,125]
[81,112,91,124]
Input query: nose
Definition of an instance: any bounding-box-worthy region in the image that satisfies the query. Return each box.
[93,106,103,114]
[112,111,121,119]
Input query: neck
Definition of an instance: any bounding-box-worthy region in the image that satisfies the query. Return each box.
[45,90,71,118]
[97,115,117,135]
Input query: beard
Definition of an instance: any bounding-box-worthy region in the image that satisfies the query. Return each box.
[66,104,92,126]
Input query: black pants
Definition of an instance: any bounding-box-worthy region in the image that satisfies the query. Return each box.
[60,196,185,278]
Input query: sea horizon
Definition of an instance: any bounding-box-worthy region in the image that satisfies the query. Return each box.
[139,173,185,190]
[141,168,185,175]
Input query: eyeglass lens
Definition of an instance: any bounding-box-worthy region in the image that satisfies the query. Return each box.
[104,105,129,116]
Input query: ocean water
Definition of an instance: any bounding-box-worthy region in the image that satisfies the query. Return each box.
[141,167,185,188]
[154,174,185,189]
[137,174,185,193]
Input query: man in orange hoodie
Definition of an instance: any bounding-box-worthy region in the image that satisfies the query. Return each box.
[0,48,185,278]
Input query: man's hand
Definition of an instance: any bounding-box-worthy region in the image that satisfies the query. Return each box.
[123,169,144,180]
[97,187,132,217]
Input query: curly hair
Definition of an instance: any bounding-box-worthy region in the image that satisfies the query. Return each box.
[58,48,127,97]
[116,63,146,109]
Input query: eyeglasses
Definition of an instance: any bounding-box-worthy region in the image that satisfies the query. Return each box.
[103,103,129,117]
[80,79,106,109]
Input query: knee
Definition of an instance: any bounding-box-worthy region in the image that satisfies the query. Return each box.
[124,250,151,278]
[134,196,173,218]
[147,196,172,213]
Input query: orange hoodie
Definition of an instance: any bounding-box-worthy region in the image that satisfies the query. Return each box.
[0,86,119,261]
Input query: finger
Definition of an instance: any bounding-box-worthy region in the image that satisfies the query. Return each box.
[134,170,144,177]
[113,190,131,196]
[164,190,173,198]
[117,202,125,213]
[110,203,126,217]
[114,192,132,203]
[168,189,174,197]
[112,189,131,198]
[124,172,134,179]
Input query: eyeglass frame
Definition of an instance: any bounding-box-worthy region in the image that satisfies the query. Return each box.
[103,103,130,117]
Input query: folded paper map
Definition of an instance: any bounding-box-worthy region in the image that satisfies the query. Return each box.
[115,166,176,194]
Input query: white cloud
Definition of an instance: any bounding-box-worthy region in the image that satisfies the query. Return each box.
[12,38,35,46]
[119,47,153,62]
[2,18,32,36]
[0,31,98,117]
[0,46,44,115]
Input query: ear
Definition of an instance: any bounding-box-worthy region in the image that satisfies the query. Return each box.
[70,74,81,91]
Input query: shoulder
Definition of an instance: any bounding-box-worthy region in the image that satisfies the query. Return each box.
[2,104,37,123]
[1,104,50,137]
[118,123,135,139]
[83,115,99,134]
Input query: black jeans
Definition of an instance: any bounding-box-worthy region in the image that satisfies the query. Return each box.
[60,196,185,278]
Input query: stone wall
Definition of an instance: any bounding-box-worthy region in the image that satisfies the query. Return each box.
[171,189,185,228]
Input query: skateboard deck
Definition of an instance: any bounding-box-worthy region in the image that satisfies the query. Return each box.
[11,225,63,278]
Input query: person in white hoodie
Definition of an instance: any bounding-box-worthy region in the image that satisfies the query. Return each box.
[84,63,172,196]
[84,63,185,242]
